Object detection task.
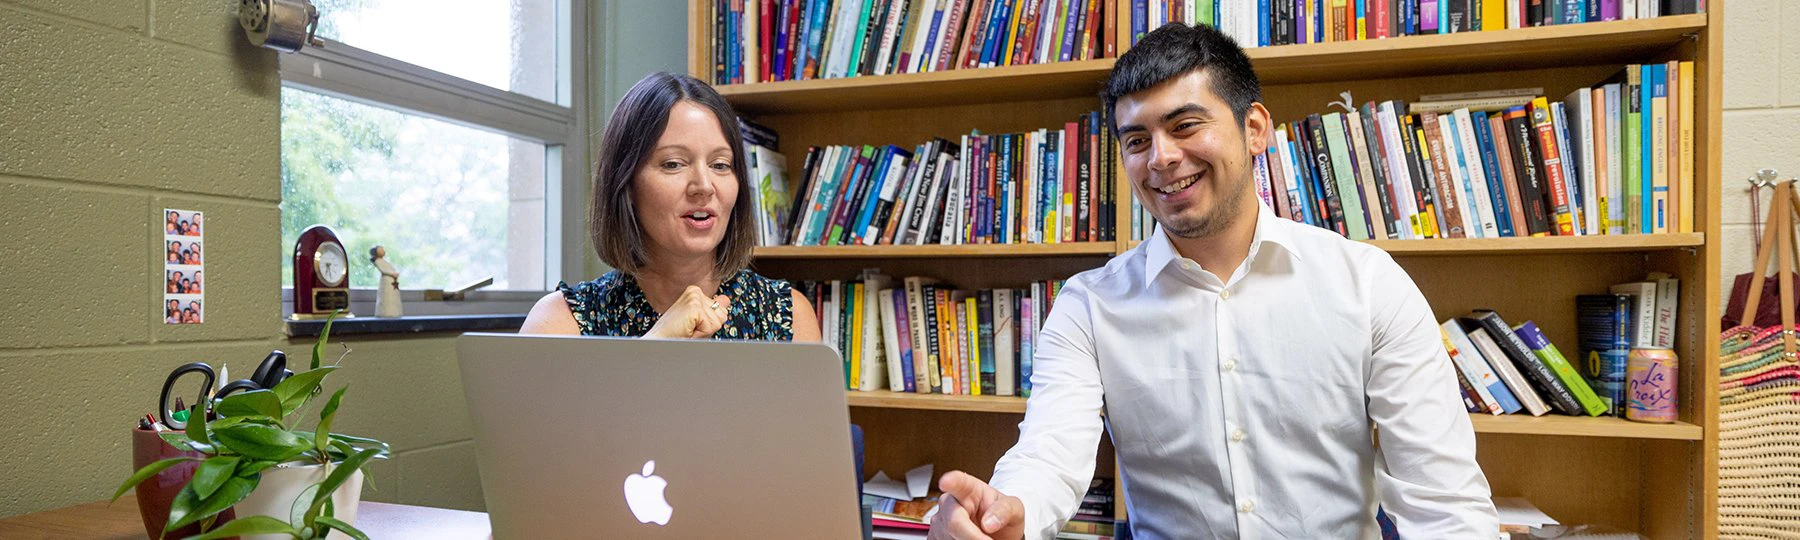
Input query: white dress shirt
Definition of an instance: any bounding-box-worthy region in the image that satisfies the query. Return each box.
[989,203,1497,539]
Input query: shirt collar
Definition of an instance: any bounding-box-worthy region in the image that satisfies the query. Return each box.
[1142,201,1303,288]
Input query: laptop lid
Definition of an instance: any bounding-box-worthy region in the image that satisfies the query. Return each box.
[456,333,862,539]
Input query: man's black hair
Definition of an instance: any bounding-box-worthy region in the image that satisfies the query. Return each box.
[1101,23,1262,132]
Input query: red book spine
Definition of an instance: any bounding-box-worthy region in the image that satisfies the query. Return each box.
[1529,98,1574,236]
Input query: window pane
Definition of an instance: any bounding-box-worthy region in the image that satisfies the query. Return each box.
[280,87,547,291]
[313,0,559,103]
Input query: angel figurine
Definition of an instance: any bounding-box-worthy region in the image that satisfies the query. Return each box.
[371,245,403,317]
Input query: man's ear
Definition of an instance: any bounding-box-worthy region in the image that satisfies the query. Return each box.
[1244,102,1272,156]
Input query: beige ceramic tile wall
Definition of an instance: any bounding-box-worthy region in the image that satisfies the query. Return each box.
[1722,0,1800,299]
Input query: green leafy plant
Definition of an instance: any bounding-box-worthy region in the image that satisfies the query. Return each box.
[115,313,391,540]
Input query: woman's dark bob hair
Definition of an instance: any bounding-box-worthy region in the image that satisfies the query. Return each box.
[590,72,755,278]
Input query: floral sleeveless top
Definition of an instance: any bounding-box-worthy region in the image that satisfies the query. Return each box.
[556,269,793,341]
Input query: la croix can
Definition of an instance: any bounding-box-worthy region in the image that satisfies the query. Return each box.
[1626,348,1678,423]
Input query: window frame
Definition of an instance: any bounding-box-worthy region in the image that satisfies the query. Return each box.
[277,0,589,306]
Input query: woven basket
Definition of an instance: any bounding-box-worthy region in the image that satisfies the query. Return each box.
[1718,182,1800,539]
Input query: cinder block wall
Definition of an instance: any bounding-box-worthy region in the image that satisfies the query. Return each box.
[0,0,479,517]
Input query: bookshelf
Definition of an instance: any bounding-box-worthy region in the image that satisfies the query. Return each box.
[847,389,1706,442]
[690,2,1721,537]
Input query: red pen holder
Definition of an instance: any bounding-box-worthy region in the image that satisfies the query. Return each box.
[132,427,237,539]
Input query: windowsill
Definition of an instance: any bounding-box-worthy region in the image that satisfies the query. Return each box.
[285,313,526,337]
[281,288,543,337]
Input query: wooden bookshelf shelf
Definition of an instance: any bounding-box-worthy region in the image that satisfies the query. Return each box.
[1367,232,1706,256]
[754,242,1119,259]
[718,58,1116,115]
[1250,14,1707,85]
[713,15,1704,115]
[1125,232,1704,256]
[847,390,1028,414]
[850,391,1703,440]
[1469,414,1703,441]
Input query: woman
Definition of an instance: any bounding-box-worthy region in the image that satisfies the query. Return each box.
[521,72,820,342]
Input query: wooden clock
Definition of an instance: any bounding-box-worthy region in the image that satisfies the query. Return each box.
[292,224,350,318]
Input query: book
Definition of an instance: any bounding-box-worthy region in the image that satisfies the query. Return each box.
[994,288,1016,397]
[1442,320,1515,414]
[859,270,893,392]
[1467,325,1552,416]
[1649,272,1680,349]
[1513,321,1608,416]
[1463,310,1583,415]
[879,288,908,392]
[1609,281,1658,348]
[904,277,941,393]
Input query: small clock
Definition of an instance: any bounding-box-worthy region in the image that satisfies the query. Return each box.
[292,224,351,318]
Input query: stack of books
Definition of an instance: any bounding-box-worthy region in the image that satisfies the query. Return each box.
[799,271,1066,397]
[741,119,796,247]
[781,112,1118,247]
[710,0,1120,85]
[1442,310,1606,417]
[1130,0,1706,48]
[1057,478,1117,540]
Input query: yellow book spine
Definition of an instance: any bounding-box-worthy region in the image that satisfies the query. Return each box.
[850,282,864,390]
[965,297,980,396]
[1678,61,1695,234]
[1002,0,1027,66]
[1483,0,1506,31]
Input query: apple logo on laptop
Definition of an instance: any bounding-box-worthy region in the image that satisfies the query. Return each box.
[624,460,672,525]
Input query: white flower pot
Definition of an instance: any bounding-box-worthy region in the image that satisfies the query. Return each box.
[233,462,365,540]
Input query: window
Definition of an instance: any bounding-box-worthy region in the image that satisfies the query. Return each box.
[279,0,586,293]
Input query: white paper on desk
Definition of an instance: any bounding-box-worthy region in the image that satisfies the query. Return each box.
[905,464,932,499]
[865,471,911,501]
[1495,497,1558,528]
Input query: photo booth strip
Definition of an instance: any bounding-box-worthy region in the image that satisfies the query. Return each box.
[163,209,203,324]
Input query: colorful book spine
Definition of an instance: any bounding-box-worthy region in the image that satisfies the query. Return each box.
[1529,97,1575,236]
[1513,321,1608,416]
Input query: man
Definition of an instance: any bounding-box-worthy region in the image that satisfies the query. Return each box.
[928,23,1496,540]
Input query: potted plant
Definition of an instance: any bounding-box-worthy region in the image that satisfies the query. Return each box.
[115,314,391,540]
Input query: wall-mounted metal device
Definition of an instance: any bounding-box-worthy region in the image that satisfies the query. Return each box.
[239,0,323,53]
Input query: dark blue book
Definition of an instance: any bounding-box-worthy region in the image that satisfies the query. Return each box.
[1289,136,1318,227]
[1258,0,1272,46]
[1131,0,1148,45]
[980,0,1012,67]
[1470,111,1515,237]
[848,145,898,245]
[998,134,1014,243]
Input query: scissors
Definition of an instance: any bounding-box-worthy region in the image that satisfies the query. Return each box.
[159,351,293,430]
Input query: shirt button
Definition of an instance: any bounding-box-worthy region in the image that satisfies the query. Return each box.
[1231,429,1247,442]
[1220,290,1232,300]
[1222,358,1238,372]
[1238,500,1256,513]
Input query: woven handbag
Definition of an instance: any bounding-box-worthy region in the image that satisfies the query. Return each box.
[1718,181,1800,539]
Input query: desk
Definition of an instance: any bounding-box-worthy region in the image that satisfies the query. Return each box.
[0,495,491,539]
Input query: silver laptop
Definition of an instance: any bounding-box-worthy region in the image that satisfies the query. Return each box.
[457,333,863,539]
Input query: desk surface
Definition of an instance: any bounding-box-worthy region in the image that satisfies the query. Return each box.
[0,495,491,540]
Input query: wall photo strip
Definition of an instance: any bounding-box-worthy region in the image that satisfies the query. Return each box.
[164,209,203,324]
